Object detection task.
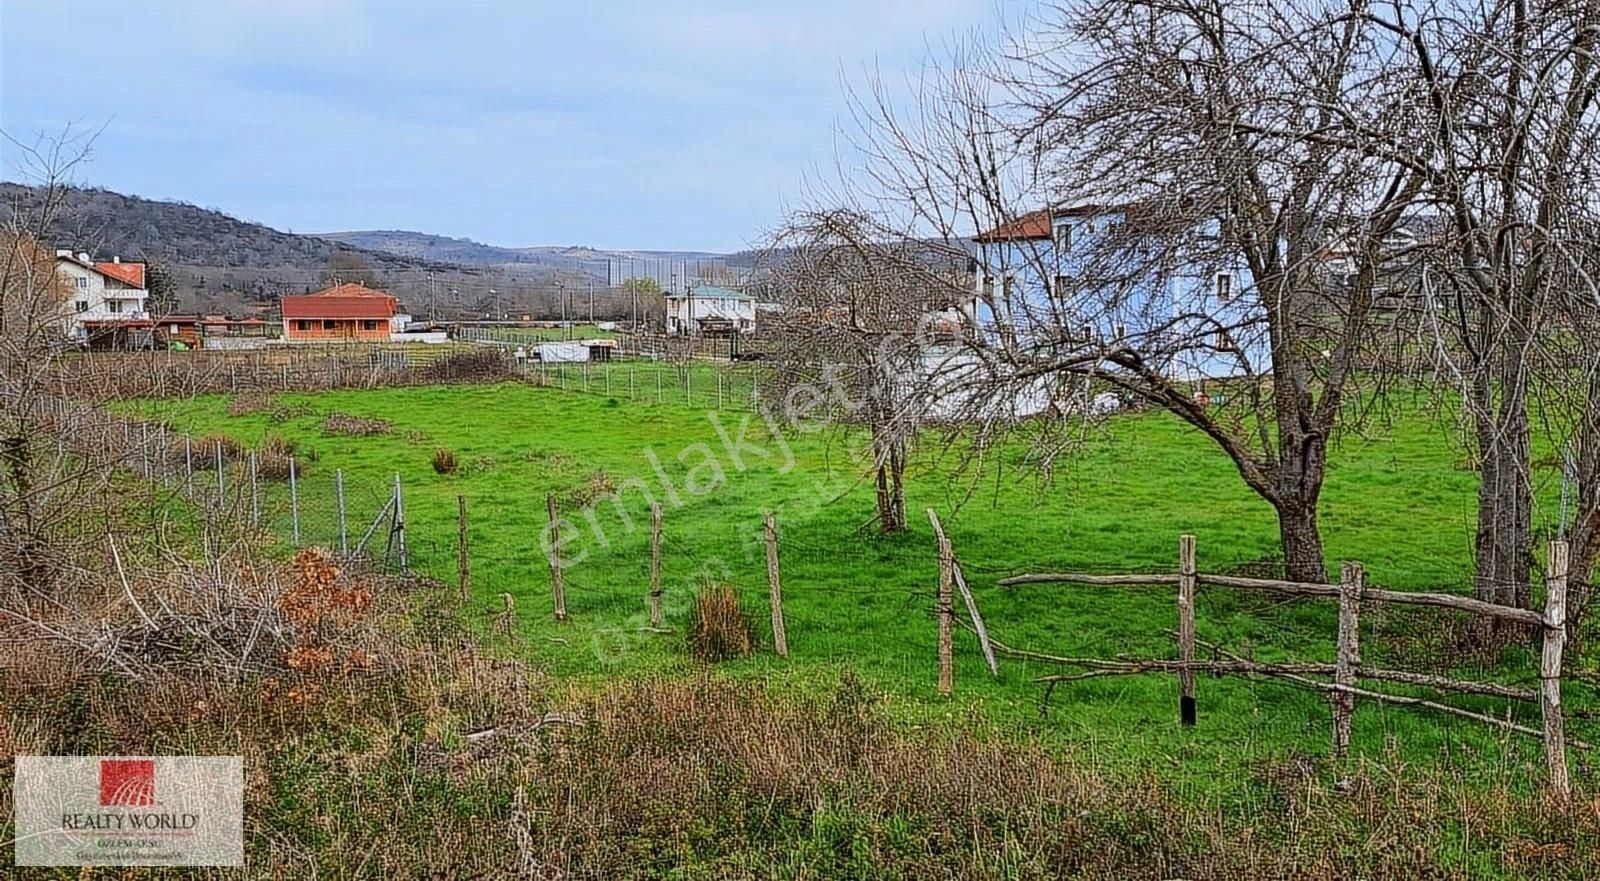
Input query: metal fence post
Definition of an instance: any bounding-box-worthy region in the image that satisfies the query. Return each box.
[249,452,260,526]
[336,468,348,555]
[289,457,300,545]
[393,473,408,574]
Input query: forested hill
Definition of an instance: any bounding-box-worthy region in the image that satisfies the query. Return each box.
[0,183,576,314]
[0,183,444,272]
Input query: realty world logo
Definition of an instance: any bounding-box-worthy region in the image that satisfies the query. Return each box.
[100,759,156,807]
[12,756,243,867]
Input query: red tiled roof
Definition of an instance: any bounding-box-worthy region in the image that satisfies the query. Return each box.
[975,210,1054,243]
[282,287,397,320]
[307,283,394,299]
[94,261,146,288]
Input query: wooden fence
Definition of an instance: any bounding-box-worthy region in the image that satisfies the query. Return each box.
[928,512,1587,802]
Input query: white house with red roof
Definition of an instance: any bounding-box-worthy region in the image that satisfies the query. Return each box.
[53,250,150,343]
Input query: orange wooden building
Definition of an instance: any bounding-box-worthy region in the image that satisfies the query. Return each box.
[281,284,398,342]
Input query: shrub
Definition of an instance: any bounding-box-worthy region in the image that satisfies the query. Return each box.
[421,349,515,383]
[255,436,299,481]
[190,434,244,470]
[431,448,457,475]
[687,583,753,663]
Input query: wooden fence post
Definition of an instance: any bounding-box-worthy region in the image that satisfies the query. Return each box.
[649,502,663,629]
[457,495,471,600]
[1178,534,1197,726]
[1334,561,1364,758]
[936,518,955,697]
[764,512,788,657]
[546,494,567,621]
[214,440,225,502]
[927,509,998,677]
[1543,540,1570,802]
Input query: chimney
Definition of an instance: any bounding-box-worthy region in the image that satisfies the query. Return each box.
[112,256,121,264]
[55,249,72,258]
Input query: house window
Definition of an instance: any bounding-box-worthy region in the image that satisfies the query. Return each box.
[322,320,337,330]
[1215,273,1234,303]
[1114,323,1126,341]
[75,276,88,289]
[75,300,88,313]
[1053,275,1069,297]
[1054,223,1071,252]
[362,320,379,331]
[107,300,123,314]
[295,320,311,331]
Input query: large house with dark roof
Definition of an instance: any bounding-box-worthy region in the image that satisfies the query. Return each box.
[280,283,399,342]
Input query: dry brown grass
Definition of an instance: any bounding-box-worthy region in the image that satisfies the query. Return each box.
[323,410,393,436]
[2,530,1596,878]
[227,390,275,416]
[432,447,458,475]
[687,582,754,663]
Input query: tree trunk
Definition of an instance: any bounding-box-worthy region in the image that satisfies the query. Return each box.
[1472,390,1533,607]
[1567,404,1600,630]
[874,440,908,534]
[1275,500,1328,584]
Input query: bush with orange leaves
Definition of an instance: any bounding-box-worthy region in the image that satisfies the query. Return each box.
[277,548,380,683]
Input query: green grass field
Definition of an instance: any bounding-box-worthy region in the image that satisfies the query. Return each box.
[126,375,1594,797]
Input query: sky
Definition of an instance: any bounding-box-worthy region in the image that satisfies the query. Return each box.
[0,0,993,253]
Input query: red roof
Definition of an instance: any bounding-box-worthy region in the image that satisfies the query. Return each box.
[975,210,1054,243]
[282,283,398,320]
[94,261,146,288]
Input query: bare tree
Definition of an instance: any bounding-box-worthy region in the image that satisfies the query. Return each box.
[820,1,1434,582]
[760,208,973,533]
[1379,1,1600,608]
[0,128,105,593]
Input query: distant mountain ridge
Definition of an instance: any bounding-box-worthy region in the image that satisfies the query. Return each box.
[322,229,749,279]
[0,182,750,317]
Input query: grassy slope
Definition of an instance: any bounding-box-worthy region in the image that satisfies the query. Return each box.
[128,376,1591,797]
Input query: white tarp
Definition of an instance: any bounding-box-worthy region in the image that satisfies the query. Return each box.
[537,342,589,363]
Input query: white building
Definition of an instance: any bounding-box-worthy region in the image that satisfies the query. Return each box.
[664,285,756,335]
[54,250,149,342]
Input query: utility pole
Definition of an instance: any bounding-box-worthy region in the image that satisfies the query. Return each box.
[588,280,594,325]
[559,282,567,338]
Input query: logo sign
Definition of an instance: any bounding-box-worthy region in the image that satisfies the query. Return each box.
[12,756,243,867]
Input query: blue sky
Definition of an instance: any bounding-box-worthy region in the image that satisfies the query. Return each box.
[0,0,992,253]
